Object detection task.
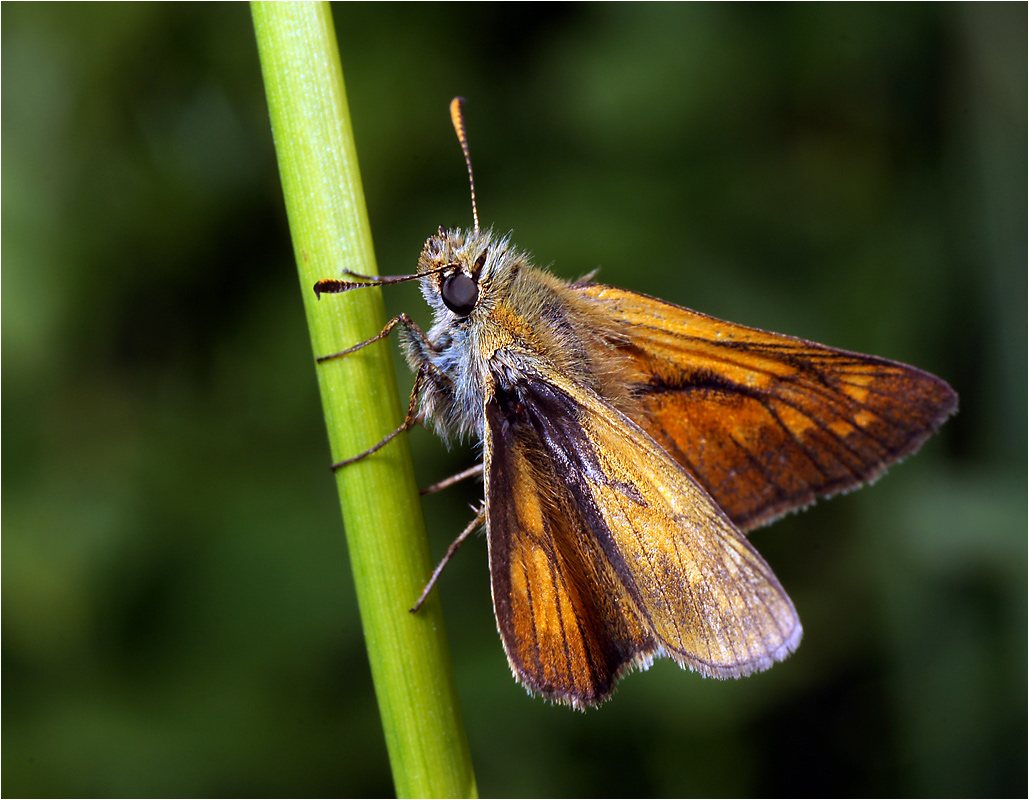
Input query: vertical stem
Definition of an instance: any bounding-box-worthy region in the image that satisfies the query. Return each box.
[251,4,477,797]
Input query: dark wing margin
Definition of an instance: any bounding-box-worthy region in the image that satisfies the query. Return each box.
[484,376,801,707]
[572,284,959,531]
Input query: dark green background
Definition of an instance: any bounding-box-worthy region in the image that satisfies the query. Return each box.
[4,3,1025,796]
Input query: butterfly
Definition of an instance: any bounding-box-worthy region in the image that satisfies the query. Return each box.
[314,98,958,708]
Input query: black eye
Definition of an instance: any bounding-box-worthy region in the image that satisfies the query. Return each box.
[441,273,478,316]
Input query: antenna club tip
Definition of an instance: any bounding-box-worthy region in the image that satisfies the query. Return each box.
[448,98,480,233]
[449,97,467,133]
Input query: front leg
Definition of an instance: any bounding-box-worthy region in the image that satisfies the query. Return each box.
[316,313,426,363]
[330,359,450,470]
[315,313,451,469]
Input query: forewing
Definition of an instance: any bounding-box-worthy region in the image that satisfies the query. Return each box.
[573,284,958,531]
[484,376,800,707]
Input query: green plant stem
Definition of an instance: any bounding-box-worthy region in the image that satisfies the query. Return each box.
[251,4,477,797]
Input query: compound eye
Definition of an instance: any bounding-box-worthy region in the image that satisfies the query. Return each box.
[441,273,478,316]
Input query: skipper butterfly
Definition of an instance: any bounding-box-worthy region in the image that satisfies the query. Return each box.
[315,99,957,707]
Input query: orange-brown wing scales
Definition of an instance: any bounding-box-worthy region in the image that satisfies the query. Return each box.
[559,381,801,675]
[485,397,656,707]
[576,285,958,531]
[484,377,801,706]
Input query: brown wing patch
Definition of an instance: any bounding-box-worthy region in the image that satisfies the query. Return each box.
[574,284,958,531]
[484,377,801,707]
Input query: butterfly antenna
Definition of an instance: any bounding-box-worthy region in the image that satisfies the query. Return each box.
[449,97,479,233]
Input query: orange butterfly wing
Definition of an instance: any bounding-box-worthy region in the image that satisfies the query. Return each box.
[572,284,959,531]
[484,375,801,707]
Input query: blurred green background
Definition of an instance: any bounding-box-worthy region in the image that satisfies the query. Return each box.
[4,3,1025,796]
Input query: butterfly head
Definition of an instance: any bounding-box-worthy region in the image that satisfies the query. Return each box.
[417,226,521,323]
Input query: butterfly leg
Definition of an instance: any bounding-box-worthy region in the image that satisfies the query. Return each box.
[410,504,486,613]
[420,463,485,496]
[315,312,421,363]
[329,359,444,470]
[315,313,448,469]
